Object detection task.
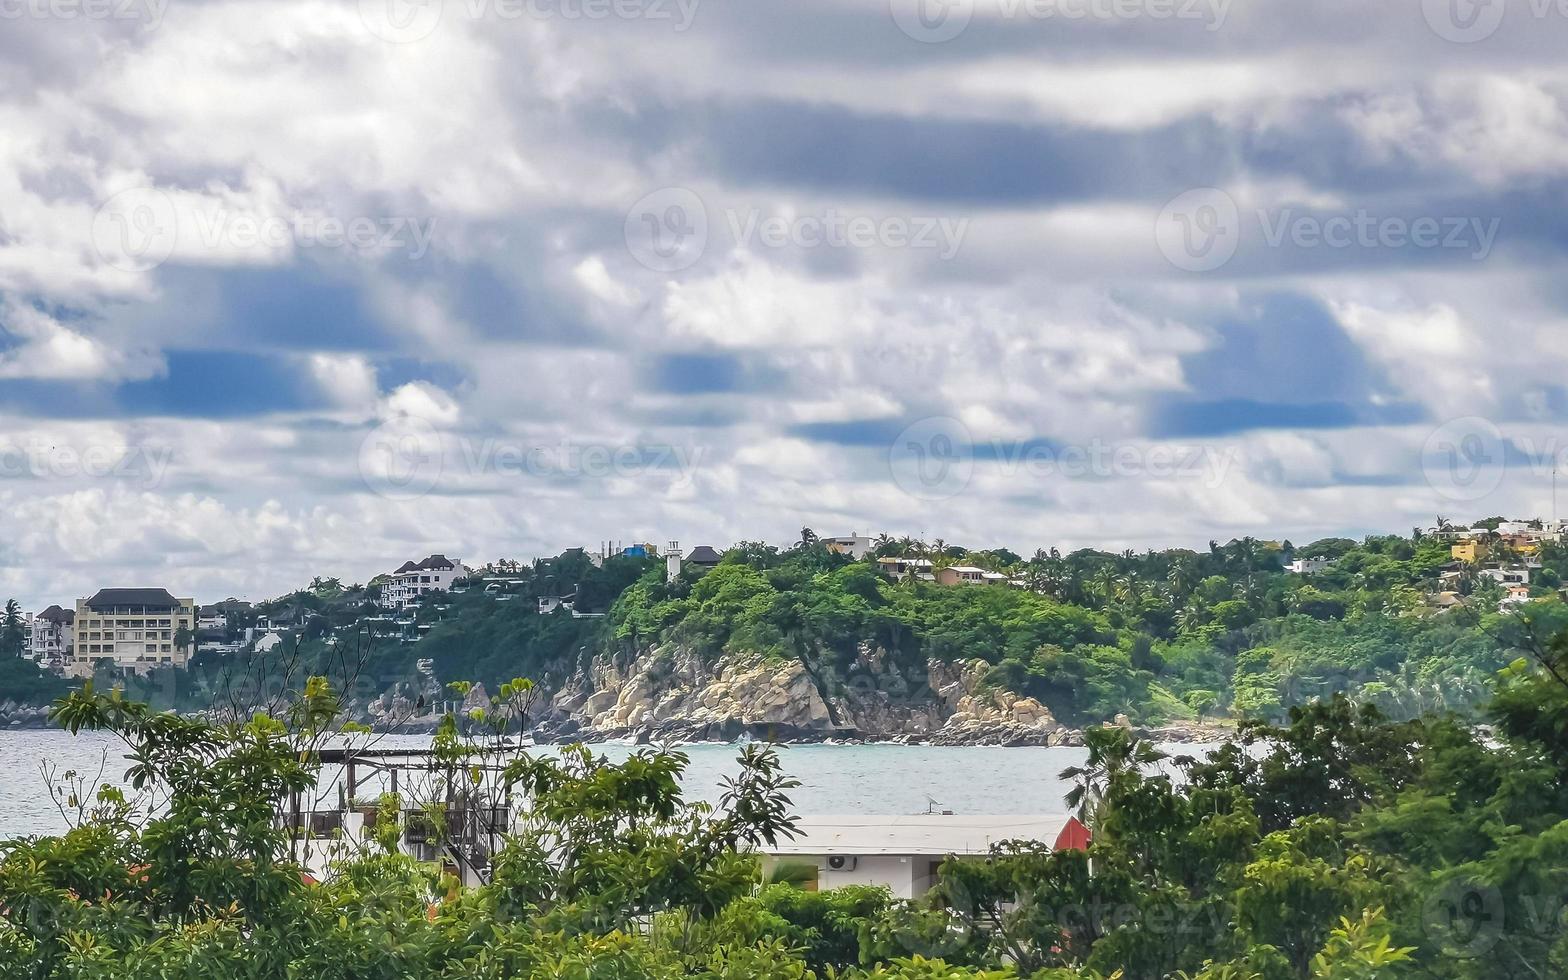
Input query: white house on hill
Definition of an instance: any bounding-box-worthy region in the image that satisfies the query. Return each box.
[759,814,1090,898]
[384,555,468,609]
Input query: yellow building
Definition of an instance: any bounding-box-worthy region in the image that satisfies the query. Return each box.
[1451,539,1489,563]
[1501,534,1541,555]
[70,588,196,678]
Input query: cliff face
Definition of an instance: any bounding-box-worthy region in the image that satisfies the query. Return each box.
[528,643,1077,746]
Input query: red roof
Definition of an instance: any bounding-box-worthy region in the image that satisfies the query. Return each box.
[1054,816,1092,852]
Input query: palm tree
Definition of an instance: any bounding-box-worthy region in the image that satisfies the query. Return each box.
[0,599,24,658]
[1060,725,1166,829]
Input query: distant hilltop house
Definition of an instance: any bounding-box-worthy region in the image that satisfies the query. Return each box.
[28,605,74,667]
[1480,565,1530,586]
[1287,556,1333,575]
[68,588,195,678]
[384,554,468,609]
[664,542,725,583]
[822,534,876,559]
[1499,584,1533,611]
[874,557,1018,588]
[759,814,1090,899]
[197,598,253,632]
[876,557,935,582]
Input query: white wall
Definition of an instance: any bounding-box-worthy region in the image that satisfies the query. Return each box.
[821,855,916,897]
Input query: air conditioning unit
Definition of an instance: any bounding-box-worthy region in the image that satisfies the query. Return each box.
[825,855,857,872]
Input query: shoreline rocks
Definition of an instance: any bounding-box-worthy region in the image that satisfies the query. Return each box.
[0,703,52,729]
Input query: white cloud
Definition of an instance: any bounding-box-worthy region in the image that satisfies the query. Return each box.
[0,301,163,381]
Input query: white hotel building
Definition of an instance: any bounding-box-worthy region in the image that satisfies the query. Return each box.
[383,555,467,609]
[69,588,195,678]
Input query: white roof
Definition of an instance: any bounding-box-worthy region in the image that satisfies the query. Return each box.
[765,814,1070,857]
[947,565,987,573]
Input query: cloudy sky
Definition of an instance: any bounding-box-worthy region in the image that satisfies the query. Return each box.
[2,0,1566,607]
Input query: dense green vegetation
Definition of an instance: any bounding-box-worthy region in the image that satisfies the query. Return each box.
[8,526,1561,727]
[594,531,1550,725]
[4,629,1567,977]
[0,655,68,706]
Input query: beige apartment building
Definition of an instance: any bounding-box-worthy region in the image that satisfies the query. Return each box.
[69,588,196,678]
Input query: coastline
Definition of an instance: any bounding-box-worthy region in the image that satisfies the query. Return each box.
[0,704,1233,748]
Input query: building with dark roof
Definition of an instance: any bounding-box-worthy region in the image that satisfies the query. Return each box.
[71,589,195,678]
[384,554,467,609]
[28,605,75,666]
[685,545,724,567]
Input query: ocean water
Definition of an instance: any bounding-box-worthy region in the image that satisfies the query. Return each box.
[0,729,1215,838]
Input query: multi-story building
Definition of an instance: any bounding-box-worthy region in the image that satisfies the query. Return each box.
[823,534,876,559]
[875,557,935,581]
[383,555,466,609]
[69,589,195,678]
[1451,539,1489,564]
[28,605,74,667]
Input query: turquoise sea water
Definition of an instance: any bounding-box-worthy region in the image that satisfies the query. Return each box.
[0,729,1214,838]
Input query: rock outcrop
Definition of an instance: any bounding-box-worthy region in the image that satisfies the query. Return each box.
[0,702,52,729]
[343,642,1231,745]
[527,643,1071,745]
